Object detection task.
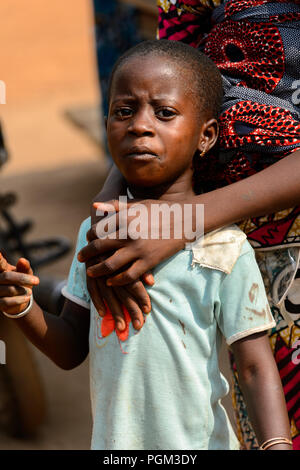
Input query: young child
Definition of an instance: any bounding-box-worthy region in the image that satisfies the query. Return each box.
[80,1,300,450]
[0,40,292,450]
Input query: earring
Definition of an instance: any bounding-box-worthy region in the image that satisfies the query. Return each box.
[200,149,206,158]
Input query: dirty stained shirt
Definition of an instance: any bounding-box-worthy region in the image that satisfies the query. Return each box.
[62,217,275,450]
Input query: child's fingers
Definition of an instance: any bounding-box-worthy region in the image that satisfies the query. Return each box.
[0,253,8,272]
[0,294,31,311]
[142,272,155,286]
[113,286,145,330]
[16,257,33,275]
[0,270,39,287]
[0,252,15,273]
[86,277,106,317]
[0,285,32,298]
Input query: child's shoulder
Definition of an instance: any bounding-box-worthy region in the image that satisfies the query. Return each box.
[78,217,91,237]
[79,217,91,233]
[74,217,91,252]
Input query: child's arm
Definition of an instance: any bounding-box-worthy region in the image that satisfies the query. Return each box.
[15,298,90,370]
[215,242,293,449]
[231,331,292,450]
[0,256,90,370]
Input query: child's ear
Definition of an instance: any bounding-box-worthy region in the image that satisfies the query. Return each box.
[198,118,219,155]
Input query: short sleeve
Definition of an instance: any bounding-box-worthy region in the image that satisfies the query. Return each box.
[216,241,275,346]
[61,218,91,310]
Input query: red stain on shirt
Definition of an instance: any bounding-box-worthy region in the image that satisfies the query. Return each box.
[101,303,131,342]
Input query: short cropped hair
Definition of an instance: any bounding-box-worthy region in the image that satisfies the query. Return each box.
[108,39,223,119]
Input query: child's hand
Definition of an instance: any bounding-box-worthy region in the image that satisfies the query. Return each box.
[0,253,39,316]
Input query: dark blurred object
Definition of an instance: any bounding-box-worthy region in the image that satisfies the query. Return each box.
[0,122,8,169]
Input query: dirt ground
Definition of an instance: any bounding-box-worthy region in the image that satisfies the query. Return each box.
[0,0,235,450]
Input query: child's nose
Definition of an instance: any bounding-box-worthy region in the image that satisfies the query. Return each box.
[128,110,154,136]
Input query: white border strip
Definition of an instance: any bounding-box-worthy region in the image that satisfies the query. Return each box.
[61,285,90,310]
[227,321,276,346]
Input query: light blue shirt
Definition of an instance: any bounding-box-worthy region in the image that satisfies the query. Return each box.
[62,218,275,450]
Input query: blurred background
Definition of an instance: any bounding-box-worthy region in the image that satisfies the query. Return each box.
[0,0,157,449]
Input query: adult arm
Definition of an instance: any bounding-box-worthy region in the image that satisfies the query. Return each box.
[80,149,300,285]
[192,149,300,231]
[92,163,126,207]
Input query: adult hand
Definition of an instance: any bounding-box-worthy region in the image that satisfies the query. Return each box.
[78,198,191,286]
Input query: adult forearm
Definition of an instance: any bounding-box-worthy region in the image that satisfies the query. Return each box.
[193,150,300,233]
[93,163,126,203]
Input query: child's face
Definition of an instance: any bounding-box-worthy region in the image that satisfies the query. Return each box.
[107,55,212,190]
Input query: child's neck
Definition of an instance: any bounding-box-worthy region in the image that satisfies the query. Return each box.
[127,175,195,202]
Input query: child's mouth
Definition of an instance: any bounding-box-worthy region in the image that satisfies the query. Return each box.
[125,146,158,161]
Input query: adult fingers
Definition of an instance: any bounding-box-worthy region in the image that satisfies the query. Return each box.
[87,197,142,242]
[86,225,98,243]
[93,199,128,215]
[106,259,150,286]
[0,271,39,287]
[77,238,123,263]
[86,248,136,279]
[86,211,121,242]
[86,221,122,242]
[106,238,185,286]
[88,200,125,242]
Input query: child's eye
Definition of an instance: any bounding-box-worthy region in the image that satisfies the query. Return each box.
[156,108,176,119]
[114,108,133,118]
